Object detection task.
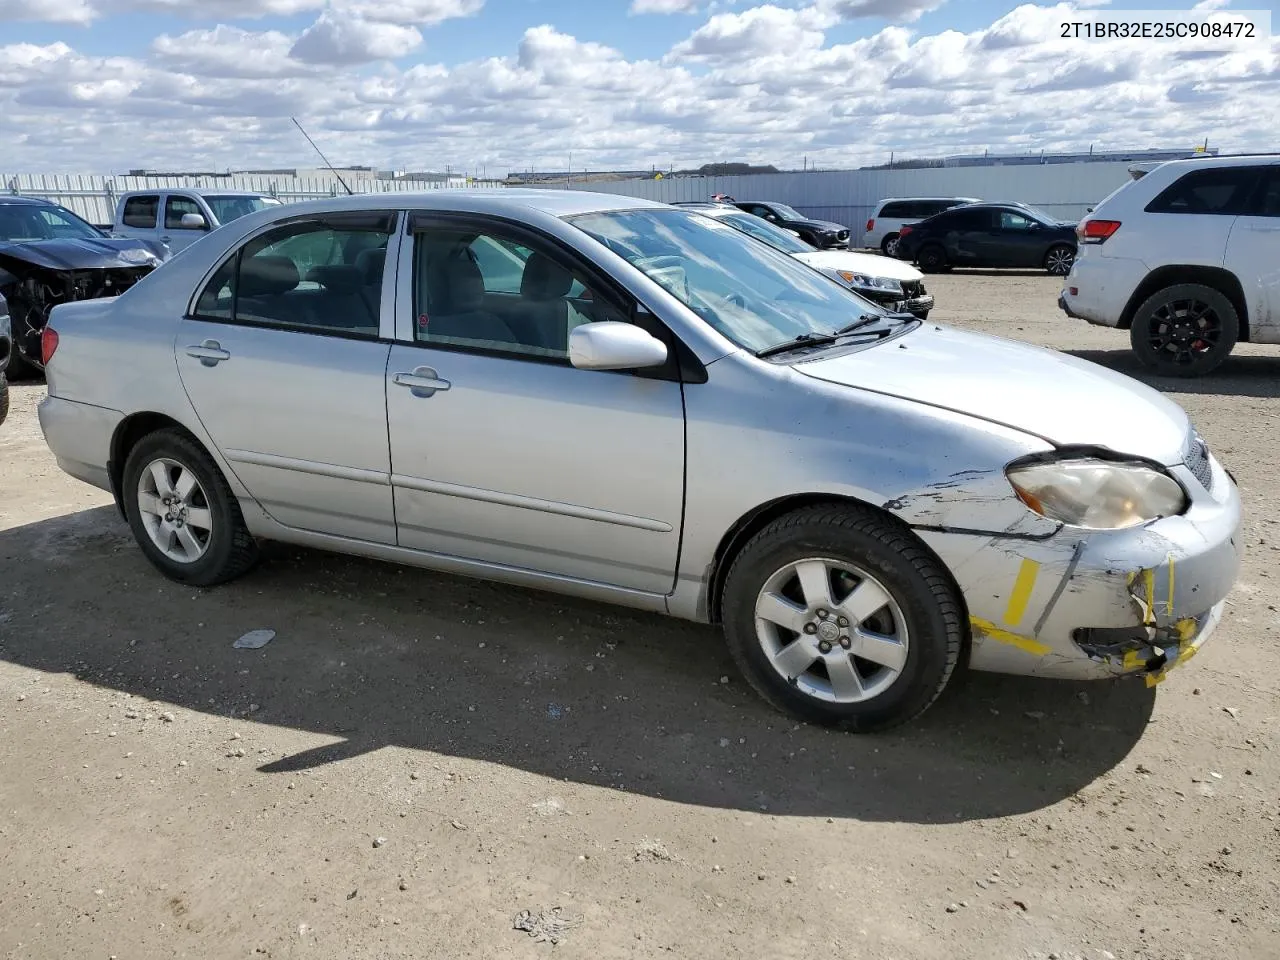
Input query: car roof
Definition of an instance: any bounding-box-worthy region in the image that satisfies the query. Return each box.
[876,197,981,203]
[0,195,55,206]
[118,188,275,196]
[233,188,669,219]
[1143,154,1280,172]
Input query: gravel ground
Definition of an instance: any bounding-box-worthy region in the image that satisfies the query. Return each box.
[1,271,1278,960]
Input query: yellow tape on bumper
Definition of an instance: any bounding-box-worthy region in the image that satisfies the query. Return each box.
[970,616,1052,657]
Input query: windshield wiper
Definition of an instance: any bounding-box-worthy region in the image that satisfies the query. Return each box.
[756,332,840,358]
[833,313,890,336]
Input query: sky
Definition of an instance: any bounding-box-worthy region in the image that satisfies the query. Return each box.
[1,0,1276,175]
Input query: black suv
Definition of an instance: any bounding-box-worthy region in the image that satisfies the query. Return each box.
[730,201,851,249]
[894,202,1079,275]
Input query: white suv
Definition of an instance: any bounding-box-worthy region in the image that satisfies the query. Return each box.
[1060,155,1280,377]
[862,197,981,255]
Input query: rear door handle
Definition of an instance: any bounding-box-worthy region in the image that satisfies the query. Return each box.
[185,340,230,365]
[394,367,450,397]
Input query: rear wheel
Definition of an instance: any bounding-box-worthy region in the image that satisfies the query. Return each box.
[720,504,963,732]
[1129,283,1239,378]
[122,428,259,585]
[881,233,901,257]
[917,244,947,273]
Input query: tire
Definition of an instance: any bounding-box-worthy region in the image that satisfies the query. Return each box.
[881,233,900,257]
[0,374,8,428]
[917,245,947,273]
[4,348,39,382]
[720,504,963,733]
[1129,283,1239,378]
[1044,244,1075,276]
[121,427,259,586]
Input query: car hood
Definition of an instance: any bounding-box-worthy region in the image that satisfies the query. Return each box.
[0,237,169,273]
[793,249,922,281]
[795,323,1191,464]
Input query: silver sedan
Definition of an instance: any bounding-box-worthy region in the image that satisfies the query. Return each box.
[36,189,1242,731]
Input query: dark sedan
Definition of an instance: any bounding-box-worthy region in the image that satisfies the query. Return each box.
[893,202,1078,275]
[731,200,851,249]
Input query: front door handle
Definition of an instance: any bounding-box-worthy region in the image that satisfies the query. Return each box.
[186,340,230,366]
[394,366,450,397]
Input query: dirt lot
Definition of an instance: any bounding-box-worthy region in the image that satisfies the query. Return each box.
[2,272,1278,960]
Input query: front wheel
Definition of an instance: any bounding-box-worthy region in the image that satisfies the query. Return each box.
[1044,244,1075,276]
[1129,283,1239,378]
[721,504,963,732]
[122,428,259,586]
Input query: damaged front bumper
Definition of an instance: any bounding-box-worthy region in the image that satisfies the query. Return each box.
[918,447,1242,685]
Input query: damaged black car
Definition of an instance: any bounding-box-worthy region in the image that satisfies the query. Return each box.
[0,195,169,379]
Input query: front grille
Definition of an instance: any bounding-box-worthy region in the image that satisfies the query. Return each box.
[1184,431,1214,492]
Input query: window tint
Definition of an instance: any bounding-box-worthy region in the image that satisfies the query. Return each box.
[1146,167,1261,215]
[1249,168,1280,217]
[122,195,159,229]
[192,219,391,337]
[998,210,1037,230]
[936,209,989,230]
[879,202,910,218]
[411,224,627,360]
[165,195,204,230]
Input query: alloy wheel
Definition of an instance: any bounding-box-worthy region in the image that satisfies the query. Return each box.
[753,557,909,704]
[136,457,214,563]
[1046,246,1074,275]
[1144,297,1224,367]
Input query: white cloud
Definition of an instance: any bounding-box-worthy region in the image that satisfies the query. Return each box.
[289,10,423,64]
[0,0,94,22]
[1,3,1278,174]
[630,0,700,14]
[335,0,484,24]
[818,0,947,22]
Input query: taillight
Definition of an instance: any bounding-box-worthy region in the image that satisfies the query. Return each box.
[1079,219,1121,244]
[899,225,914,237]
[865,218,874,231]
[41,326,59,366]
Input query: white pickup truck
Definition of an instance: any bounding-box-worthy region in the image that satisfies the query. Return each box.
[110,189,284,253]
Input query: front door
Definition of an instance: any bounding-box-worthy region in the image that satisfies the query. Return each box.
[175,212,398,543]
[1225,164,1280,343]
[161,193,209,253]
[385,215,686,594]
[985,208,1043,267]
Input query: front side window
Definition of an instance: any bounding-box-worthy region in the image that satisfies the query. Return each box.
[165,196,204,230]
[568,208,895,355]
[411,223,626,359]
[1146,167,1261,215]
[204,195,281,225]
[999,211,1037,231]
[192,218,391,337]
[122,195,159,229]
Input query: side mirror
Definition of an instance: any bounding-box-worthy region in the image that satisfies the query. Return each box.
[569,321,668,371]
[180,213,208,230]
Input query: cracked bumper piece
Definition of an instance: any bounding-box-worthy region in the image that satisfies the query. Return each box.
[916,452,1242,683]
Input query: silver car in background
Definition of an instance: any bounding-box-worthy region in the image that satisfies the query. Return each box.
[37,190,1242,731]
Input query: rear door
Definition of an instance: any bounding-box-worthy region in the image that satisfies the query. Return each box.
[1225,165,1280,343]
[943,208,992,263]
[1140,164,1261,272]
[161,193,210,253]
[175,211,399,543]
[115,194,161,243]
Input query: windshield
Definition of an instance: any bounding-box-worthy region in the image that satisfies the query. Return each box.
[767,203,804,221]
[567,207,894,354]
[0,202,103,242]
[716,211,814,254]
[1015,203,1060,224]
[204,195,282,224]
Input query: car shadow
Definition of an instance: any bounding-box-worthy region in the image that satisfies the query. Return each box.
[1067,349,1280,399]
[0,506,1156,825]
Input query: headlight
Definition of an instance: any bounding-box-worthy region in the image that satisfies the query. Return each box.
[837,271,900,292]
[1006,458,1187,529]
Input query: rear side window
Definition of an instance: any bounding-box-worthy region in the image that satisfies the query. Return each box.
[122,195,159,229]
[192,217,393,338]
[1248,167,1280,217]
[879,202,911,218]
[1145,167,1262,215]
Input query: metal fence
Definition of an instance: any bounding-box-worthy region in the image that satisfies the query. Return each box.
[545,161,1143,242]
[2,173,500,227]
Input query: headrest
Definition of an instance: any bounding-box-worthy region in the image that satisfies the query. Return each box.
[431,250,485,313]
[520,251,574,301]
[355,247,386,284]
[240,255,299,297]
[306,264,362,295]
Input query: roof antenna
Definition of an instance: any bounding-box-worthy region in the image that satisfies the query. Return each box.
[292,117,354,196]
